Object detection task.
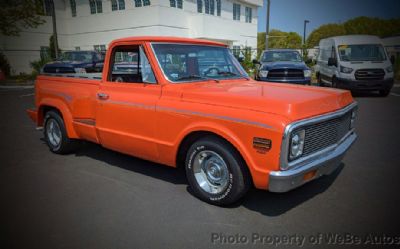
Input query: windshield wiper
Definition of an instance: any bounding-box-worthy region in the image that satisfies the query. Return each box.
[176,75,219,83]
[218,71,250,80]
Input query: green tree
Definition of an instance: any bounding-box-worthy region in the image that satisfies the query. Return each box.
[306,24,346,48]
[257,29,302,57]
[306,16,400,48]
[0,0,45,36]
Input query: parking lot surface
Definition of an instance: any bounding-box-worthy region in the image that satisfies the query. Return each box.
[1,86,400,248]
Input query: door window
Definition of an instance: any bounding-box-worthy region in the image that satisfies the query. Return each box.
[109,45,156,84]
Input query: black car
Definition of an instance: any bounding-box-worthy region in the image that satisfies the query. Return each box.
[42,51,104,74]
[254,49,311,84]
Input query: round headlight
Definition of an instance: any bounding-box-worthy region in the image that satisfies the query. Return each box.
[290,130,305,160]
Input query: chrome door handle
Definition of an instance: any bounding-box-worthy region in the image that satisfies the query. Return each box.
[97,93,109,100]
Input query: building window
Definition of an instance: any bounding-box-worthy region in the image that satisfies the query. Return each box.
[232,45,240,58]
[94,45,106,52]
[69,0,77,17]
[204,0,209,14]
[216,0,221,16]
[197,0,202,13]
[135,0,150,7]
[134,0,142,7]
[233,3,240,21]
[170,0,182,8]
[112,0,125,10]
[40,46,50,60]
[43,0,53,16]
[89,0,102,14]
[177,0,182,9]
[75,47,81,51]
[245,7,252,23]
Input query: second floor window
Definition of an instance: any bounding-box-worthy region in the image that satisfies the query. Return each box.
[112,0,125,11]
[170,0,183,9]
[245,7,252,23]
[89,0,102,14]
[209,0,214,15]
[135,0,150,7]
[233,3,240,21]
[70,0,77,17]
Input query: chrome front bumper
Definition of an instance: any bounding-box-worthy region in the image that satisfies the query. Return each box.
[268,132,357,192]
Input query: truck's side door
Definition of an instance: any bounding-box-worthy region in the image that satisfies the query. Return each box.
[95,43,161,161]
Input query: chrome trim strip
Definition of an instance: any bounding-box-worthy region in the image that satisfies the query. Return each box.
[74,118,96,126]
[157,106,273,129]
[102,99,273,129]
[279,101,358,170]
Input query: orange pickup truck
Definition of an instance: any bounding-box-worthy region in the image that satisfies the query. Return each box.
[27,37,357,205]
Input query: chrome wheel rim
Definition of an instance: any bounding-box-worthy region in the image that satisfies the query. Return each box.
[46,119,62,148]
[192,150,229,194]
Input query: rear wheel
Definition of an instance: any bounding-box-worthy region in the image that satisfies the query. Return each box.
[44,110,79,154]
[185,136,251,206]
[379,89,390,97]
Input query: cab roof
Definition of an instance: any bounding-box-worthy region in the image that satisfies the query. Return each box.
[110,36,227,47]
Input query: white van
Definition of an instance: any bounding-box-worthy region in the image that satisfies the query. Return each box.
[315,35,394,96]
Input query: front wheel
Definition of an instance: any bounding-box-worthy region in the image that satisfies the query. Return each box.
[185,136,251,206]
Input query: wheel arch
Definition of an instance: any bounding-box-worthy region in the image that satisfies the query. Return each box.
[175,128,256,187]
[38,99,78,138]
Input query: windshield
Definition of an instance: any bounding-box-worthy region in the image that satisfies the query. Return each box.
[261,51,302,62]
[60,51,94,62]
[338,44,387,61]
[151,44,248,83]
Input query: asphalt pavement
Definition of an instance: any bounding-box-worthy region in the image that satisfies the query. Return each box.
[1,85,400,249]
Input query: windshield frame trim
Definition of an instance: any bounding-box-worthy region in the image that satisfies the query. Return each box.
[149,42,249,84]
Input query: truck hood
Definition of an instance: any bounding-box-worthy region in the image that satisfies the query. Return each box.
[261,61,309,70]
[180,81,353,122]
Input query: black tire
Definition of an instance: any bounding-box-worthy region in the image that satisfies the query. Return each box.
[44,110,79,154]
[316,73,323,86]
[379,89,390,97]
[185,136,251,206]
[332,76,338,88]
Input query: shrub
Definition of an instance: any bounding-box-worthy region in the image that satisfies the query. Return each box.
[0,52,11,76]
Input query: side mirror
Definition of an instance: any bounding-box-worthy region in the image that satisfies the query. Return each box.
[390,55,395,65]
[252,59,261,65]
[305,58,312,64]
[328,57,337,67]
[238,57,244,62]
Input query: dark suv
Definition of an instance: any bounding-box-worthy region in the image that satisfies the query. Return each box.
[42,51,105,74]
[254,49,311,84]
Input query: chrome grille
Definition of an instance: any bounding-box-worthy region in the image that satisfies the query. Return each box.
[355,68,385,81]
[267,69,304,79]
[301,111,352,157]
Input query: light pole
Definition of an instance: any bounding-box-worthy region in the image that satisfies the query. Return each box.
[303,19,310,46]
[51,0,59,58]
[265,0,270,50]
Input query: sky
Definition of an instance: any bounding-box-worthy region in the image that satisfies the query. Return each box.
[257,0,400,38]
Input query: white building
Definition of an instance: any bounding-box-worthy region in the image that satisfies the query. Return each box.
[1,0,262,74]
